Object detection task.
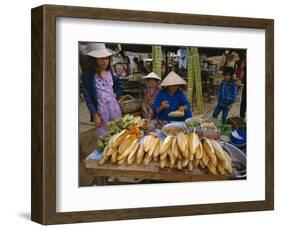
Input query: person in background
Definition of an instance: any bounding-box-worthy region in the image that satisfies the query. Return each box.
[79,42,91,74]
[235,56,246,81]
[82,43,123,137]
[240,60,247,119]
[134,57,149,74]
[153,71,192,122]
[141,72,161,120]
[224,51,240,69]
[212,67,238,123]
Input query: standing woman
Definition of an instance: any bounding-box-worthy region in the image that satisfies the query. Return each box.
[141,72,161,120]
[82,43,123,137]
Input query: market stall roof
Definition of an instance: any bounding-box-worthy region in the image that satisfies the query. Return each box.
[106,43,181,53]
[105,43,246,58]
[198,47,246,57]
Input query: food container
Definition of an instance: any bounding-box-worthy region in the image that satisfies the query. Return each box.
[230,129,246,151]
[185,117,220,140]
[227,117,246,130]
[185,117,202,134]
[161,122,187,136]
[201,128,221,140]
[185,117,202,127]
[118,94,142,114]
[220,141,246,179]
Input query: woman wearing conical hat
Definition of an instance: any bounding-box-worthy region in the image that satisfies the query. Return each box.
[141,72,161,120]
[153,71,192,121]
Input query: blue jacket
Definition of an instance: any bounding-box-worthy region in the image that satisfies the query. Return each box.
[82,69,123,120]
[153,89,192,121]
[218,80,238,106]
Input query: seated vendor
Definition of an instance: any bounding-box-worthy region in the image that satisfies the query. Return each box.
[153,71,192,122]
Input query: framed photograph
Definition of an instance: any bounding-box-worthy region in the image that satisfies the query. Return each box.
[31,4,274,225]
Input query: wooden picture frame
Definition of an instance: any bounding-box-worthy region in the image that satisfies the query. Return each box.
[31,4,274,225]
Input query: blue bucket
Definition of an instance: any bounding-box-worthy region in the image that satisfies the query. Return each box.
[230,129,246,150]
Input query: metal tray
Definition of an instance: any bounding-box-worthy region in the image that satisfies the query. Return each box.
[220,141,246,179]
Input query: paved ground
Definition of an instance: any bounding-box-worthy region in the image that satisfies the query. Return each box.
[201,88,244,122]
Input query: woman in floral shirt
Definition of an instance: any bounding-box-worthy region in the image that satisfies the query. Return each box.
[82,43,122,137]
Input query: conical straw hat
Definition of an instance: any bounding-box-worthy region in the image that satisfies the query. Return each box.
[160,71,187,87]
[142,72,162,81]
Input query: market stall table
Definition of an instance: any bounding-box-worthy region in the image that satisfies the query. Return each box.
[84,159,231,185]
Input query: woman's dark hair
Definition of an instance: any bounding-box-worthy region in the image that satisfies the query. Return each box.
[223,66,234,77]
[87,56,112,74]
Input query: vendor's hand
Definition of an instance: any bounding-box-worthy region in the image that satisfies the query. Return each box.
[227,104,233,110]
[93,113,102,127]
[178,106,185,113]
[161,101,170,109]
[113,93,117,98]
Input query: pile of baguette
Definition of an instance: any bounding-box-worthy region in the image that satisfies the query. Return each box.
[99,129,233,176]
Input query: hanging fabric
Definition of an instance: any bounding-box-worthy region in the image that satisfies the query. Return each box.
[152,45,162,78]
[186,47,204,114]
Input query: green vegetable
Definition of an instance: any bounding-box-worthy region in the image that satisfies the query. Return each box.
[122,114,133,122]
[96,139,105,152]
[218,123,232,136]
[95,114,137,151]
